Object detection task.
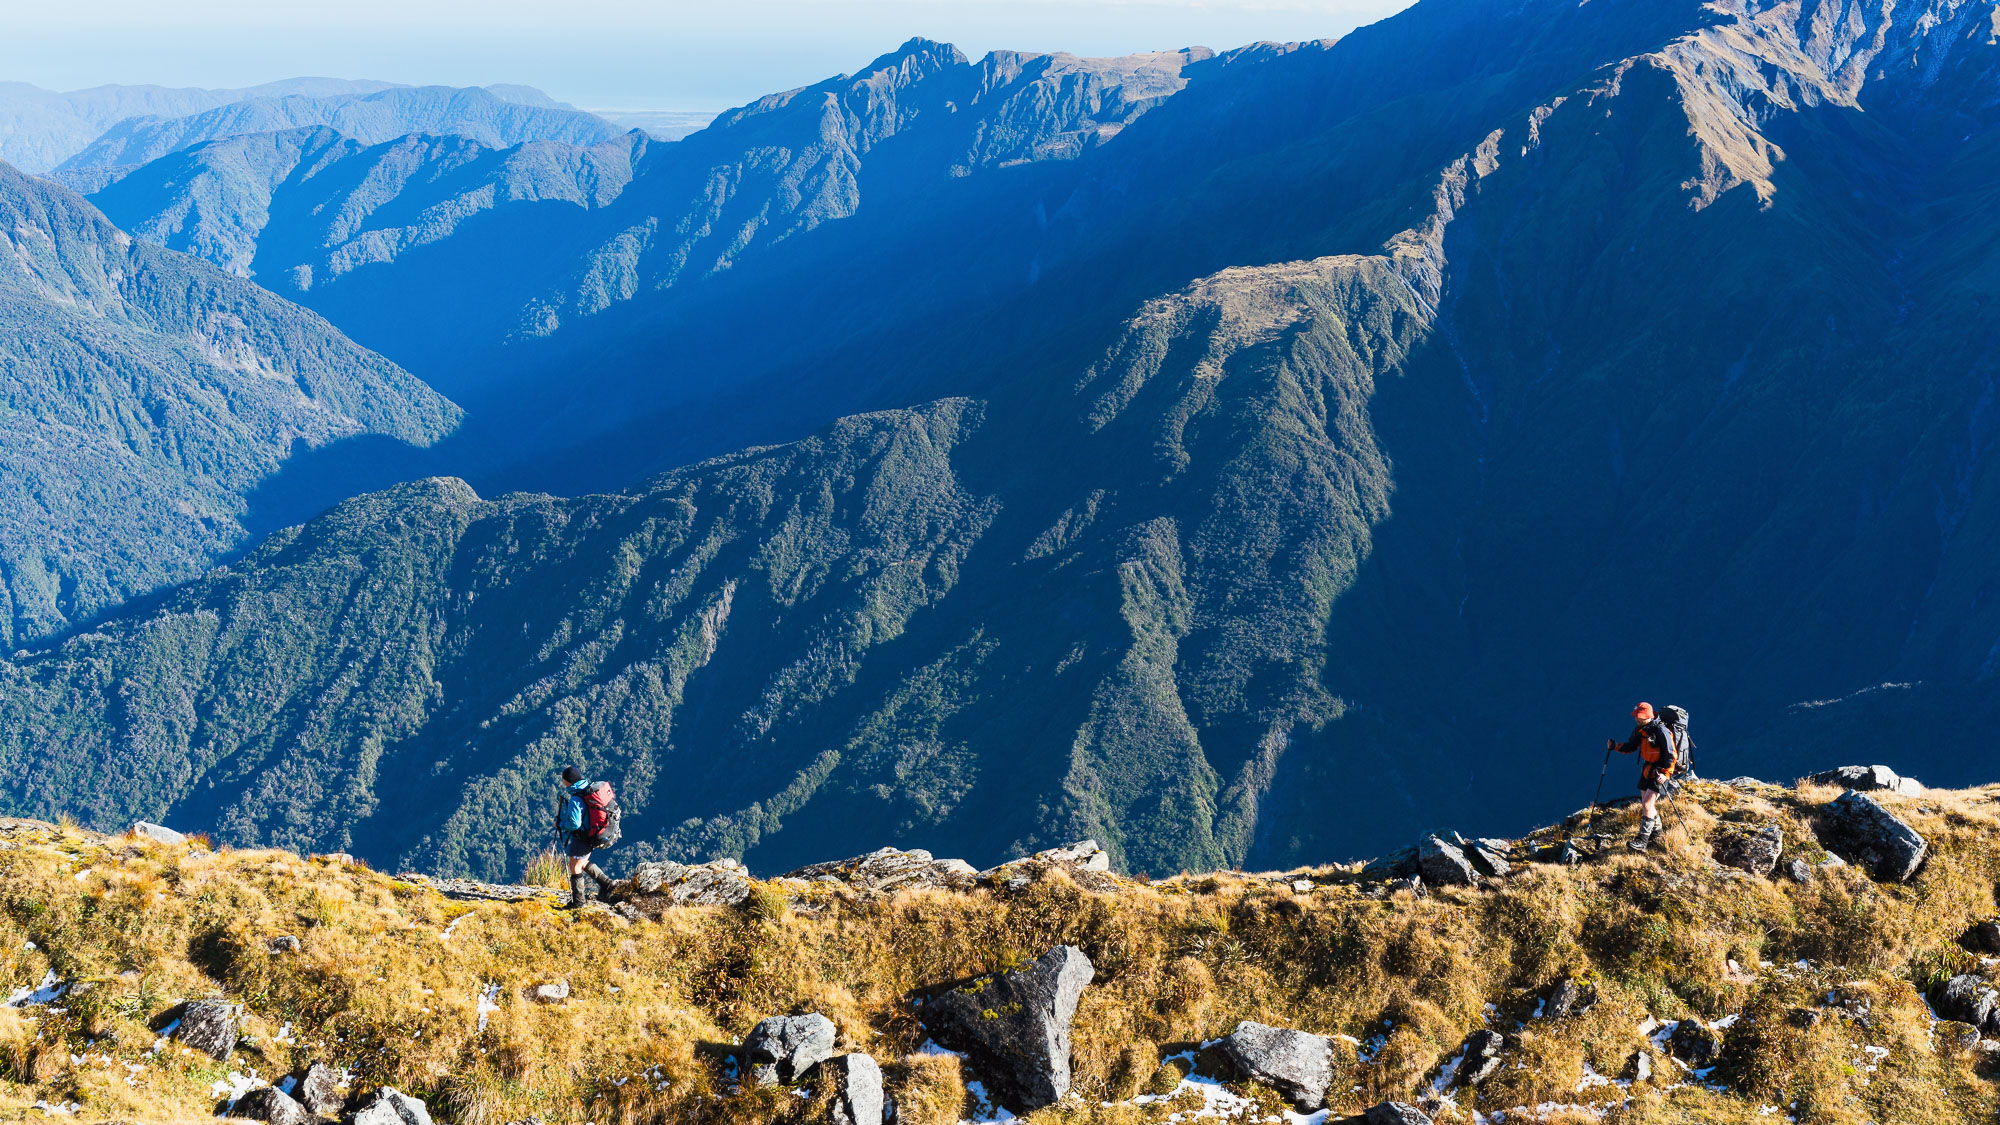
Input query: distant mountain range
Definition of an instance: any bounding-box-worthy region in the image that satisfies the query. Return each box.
[0,79,585,175]
[3,0,1999,881]
[0,161,459,652]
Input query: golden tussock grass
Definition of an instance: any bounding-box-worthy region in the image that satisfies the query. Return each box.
[0,781,1989,1123]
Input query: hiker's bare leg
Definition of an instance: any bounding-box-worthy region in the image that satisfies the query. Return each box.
[567,853,589,877]
[1639,790,1658,821]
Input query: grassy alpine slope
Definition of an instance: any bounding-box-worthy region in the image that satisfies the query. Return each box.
[0,778,1993,1124]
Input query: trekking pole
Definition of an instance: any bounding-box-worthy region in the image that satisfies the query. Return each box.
[1562,742,1615,863]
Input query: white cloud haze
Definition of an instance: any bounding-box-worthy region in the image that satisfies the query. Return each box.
[0,0,1414,111]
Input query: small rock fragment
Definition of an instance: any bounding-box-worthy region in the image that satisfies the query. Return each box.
[742,1013,836,1086]
[1784,858,1814,885]
[266,935,302,954]
[1626,1050,1652,1082]
[526,980,570,1004]
[1364,1102,1433,1125]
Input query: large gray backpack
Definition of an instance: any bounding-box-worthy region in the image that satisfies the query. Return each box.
[1659,705,1694,777]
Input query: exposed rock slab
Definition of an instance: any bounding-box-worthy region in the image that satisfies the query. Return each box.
[1417,835,1480,887]
[1214,1021,1333,1110]
[1814,791,1927,881]
[1365,1102,1432,1125]
[133,821,187,845]
[1934,974,2000,1035]
[743,1013,836,1085]
[623,860,755,909]
[918,945,1094,1111]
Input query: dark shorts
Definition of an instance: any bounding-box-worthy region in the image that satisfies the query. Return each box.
[565,831,601,858]
[1638,774,1670,798]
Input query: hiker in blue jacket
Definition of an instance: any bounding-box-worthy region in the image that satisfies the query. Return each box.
[556,766,617,908]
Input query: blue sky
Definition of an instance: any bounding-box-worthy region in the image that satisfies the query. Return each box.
[2,0,1415,112]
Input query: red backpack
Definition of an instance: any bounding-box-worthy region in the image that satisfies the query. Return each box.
[580,781,621,846]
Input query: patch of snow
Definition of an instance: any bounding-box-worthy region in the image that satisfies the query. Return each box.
[5,971,67,1007]
[476,983,501,1032]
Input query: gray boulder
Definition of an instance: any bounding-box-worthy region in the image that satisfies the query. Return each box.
[133,821,189,845]
[1784,858,1815,885]
[1713,825,1784,877]
[918,945,1094,1111]
[1416,835,1479,887]
[1933,974,2000,1034]
[1364,1103,1432,1125]
[1809,765,1923,796]
[828,1053,884,1125]
[233,1086,314,1125]
[742,1013,836,1086]
[1214,1021,1333,1110]
[174,999,240,1060]
[1965,920,2000,954]
[1815,791,1927,881]
[346,1087,432,1125]
[297,1063,346,1116]
[785,848,978,895]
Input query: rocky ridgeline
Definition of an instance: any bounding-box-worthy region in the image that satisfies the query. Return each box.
[75,764,1992,1125]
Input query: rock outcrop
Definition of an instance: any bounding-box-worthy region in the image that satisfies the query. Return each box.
[1713,824,1784,877]
[1809,765,1924,796]
[918,945,1094,1111]
[1416,836,1480,887]
[624,859,756,907]
[1365,1102,1433,1125]
[1814,791,1928,881]
[1963,920,2000,954]
[1214,1021,1333,1110]
[784,848,978,895]
[742,1013,837,1085]
[132,821,187,845]
[828,1053,884,1125]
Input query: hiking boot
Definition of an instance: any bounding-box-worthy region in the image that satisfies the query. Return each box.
[568,874,591,909]
[585,863,615,896]
[1628,816,1662,852]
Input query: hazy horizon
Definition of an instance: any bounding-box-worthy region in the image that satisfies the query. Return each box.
[3,0,1414,113]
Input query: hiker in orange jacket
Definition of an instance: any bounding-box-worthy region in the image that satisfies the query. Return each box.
[1611,702,1678,851]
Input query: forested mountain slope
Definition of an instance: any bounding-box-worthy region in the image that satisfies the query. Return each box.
[5,0,2000,881]
[0,162,460,651]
